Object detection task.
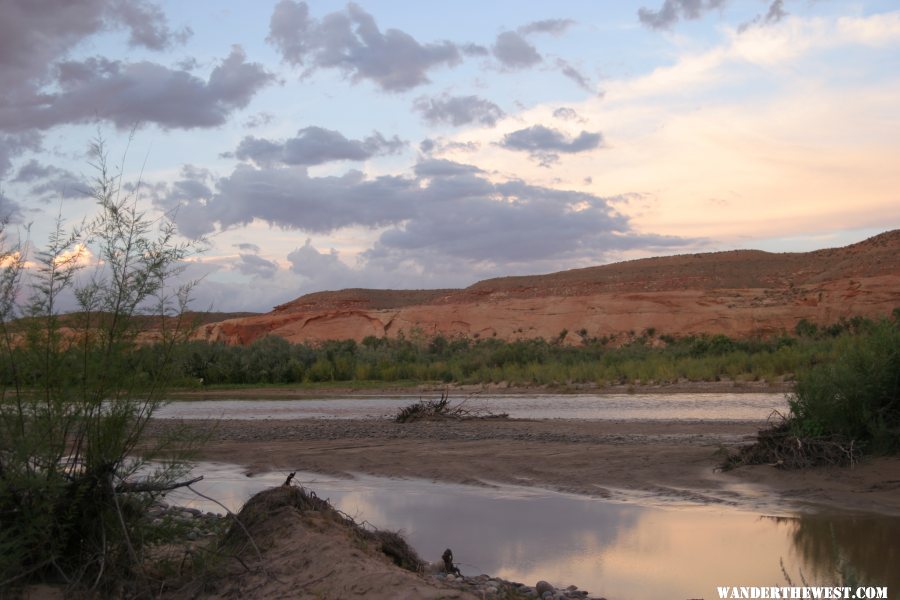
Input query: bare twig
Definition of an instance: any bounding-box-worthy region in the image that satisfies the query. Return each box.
[116,475,204,494]
[186,484,263,565]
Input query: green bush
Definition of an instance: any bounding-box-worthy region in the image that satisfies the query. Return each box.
[0,140,200,592]
[788,319,900,453]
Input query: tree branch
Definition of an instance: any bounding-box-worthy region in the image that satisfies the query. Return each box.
[115,475,203,494]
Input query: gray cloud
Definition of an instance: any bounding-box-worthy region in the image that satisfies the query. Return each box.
[518,19,576,36]
[234,242,261,253]
[492,31,542,69]
[0,0,187,91]
[419,138,481,155]
[414,158,484,178]
[738,0,788,32]
[243,112,274,129]
[555,59,592,92]
[460,43,490,57]
[0,189,23,223]
[0,47,273,133]
[764,0,788,24]
[149,165,215,238]
[109,0,192,50]
[159,157,692,279]
[500,125,603,165]
[412,94,505,127]
[235,253,278,278]
[160,164,418,237]
[638,0,728,30]
[233,127,405,167]
[287,239,353,279]
[267,0,461,92]
[552,107,581,121]
[0,133,41,179]
[366,172,689,267]
[0,1,218,168]
[12,160,89,202]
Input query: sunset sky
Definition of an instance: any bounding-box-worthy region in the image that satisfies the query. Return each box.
[1,0,898,312]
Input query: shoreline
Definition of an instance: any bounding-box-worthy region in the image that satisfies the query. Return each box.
[151,415,900,517]
[165,379,792,400]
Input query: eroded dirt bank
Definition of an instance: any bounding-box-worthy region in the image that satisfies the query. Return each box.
[151,417,900,516]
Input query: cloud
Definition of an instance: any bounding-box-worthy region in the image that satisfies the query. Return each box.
[500,125,603,165]
[12,160,90,202]
[0,1,213,167]
[0,46,273,133]
[738,0,788,33]
[243,112,274,129]
[287,239,354,280]
[0,0,186,90]
[414,158,484,178]
[235,253,278,278]
[412,94,505,127]
[460,43,490,57]
[365,171,691,268]
[234,242,261,253]
[233,127,405,166]
[159,156,691,281]
[108,0,192,50]
[492,31,542,69]
[419,138,481,155]
[552,107,581,121]
[518,19,576,36]
[638,0,728,30]
[149,165,215,238]
[267,0,461,92]
[0,132,41,179]
[0,189,23,223]
[555,59,592,92]
[162,164,418,237]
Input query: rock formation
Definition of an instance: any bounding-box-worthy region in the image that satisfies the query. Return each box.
[196,231,900,345]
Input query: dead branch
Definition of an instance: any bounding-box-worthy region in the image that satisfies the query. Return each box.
[395,391,508,423]
[115,475,204,494]
[724,421,863,470]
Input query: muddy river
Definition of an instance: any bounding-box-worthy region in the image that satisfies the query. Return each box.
[166,462,898,600]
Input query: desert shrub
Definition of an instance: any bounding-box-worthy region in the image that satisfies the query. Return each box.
[0,139,200,592]
[788,319,900,453]
[728,319,900,470]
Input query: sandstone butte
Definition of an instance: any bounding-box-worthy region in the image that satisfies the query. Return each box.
[195,230,900,346]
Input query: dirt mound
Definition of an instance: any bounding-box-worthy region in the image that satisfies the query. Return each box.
[195,230,900,345]
[172,485,475,599]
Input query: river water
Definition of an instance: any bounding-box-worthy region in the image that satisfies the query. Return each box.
[156,392,789,421]
[156,394,897,598]
[167,463,899,600]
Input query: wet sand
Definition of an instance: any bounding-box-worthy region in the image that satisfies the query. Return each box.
[152,415,900,516]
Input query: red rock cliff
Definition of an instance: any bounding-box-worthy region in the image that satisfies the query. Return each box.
[196,231,900,345]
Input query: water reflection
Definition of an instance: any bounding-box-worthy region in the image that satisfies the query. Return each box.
[157,392,788,421]
[766,514,899,591]
[165,463,900,600]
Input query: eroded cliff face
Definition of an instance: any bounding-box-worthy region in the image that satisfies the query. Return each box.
[195,231,900,345]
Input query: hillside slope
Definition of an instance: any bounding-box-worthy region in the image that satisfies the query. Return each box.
[196,231,900,345]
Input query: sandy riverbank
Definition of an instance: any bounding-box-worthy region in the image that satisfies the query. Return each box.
[164,379,793,400]
[151,416,900,516]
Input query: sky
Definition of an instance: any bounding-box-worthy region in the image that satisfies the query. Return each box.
[1,0,898,313]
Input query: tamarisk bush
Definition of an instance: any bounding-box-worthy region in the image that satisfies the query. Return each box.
[0,138,202,592]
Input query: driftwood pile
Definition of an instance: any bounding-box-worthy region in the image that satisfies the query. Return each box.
[394,392,509,423]
[725,413,862,470]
